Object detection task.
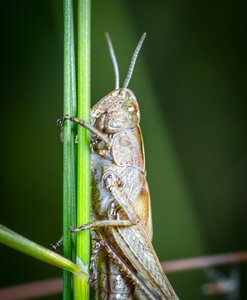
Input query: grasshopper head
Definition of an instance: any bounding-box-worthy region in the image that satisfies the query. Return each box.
[91,88,140,134]
[91,33,146,135]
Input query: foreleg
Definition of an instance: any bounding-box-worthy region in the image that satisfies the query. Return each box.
[57,115,109,143]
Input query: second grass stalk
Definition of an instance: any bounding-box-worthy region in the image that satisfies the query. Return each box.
[74,0,91,299]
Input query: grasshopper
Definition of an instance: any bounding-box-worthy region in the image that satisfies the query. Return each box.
[59,33,179,299]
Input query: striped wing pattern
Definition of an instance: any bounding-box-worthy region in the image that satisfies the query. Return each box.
[111,224,178,300]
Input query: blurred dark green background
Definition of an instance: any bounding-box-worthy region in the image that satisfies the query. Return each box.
[0,1,246,299]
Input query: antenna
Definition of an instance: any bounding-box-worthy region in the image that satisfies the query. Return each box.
[123,33,146,89]
[105,32,120,89]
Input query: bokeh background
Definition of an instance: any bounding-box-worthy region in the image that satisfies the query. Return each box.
[0,0,246,299]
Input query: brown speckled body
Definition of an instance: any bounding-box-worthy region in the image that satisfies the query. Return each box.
[90,88,178,299]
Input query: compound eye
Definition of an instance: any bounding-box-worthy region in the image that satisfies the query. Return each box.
[95,113,106,131]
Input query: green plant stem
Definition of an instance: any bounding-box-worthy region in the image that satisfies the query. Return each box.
[63,0,77,299]
[75,0,91,299]
[0,225,87,281]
